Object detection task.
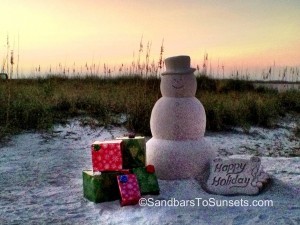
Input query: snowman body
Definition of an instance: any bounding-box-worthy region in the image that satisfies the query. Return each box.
[146,56,216,180]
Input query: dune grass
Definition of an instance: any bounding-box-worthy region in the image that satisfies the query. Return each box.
[0,75,299,139]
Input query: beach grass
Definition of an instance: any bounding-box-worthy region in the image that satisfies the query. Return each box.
[0,75,299,138]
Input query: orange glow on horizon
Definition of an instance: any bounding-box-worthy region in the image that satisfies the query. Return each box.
[0,0,299,77]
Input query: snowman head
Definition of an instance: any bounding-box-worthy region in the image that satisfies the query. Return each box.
[161,55,197,97]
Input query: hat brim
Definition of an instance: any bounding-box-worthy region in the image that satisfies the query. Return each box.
[161,68,196,75]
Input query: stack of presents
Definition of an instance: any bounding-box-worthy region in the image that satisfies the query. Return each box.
[82,135,160,206]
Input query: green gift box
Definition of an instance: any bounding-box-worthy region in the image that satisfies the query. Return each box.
[116,136,146,169]
[82,170,129,203]
[132,165,160,195]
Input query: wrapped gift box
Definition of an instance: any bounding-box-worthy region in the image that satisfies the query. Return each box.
[116,136,145,169]
[91,140,123,172]
[82,170,129,203]
[117,174,141,206]
[132,165,160,195]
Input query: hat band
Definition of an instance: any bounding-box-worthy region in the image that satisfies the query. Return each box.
[161,68,196,75]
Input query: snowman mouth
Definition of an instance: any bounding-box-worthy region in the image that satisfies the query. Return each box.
[172,85,184,89]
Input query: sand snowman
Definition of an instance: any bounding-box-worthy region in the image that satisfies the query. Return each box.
[146,55,216,180]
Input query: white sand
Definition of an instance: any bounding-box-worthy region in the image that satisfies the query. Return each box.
[0,116,299,224]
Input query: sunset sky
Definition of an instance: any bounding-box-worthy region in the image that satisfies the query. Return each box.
[1,0,300,77]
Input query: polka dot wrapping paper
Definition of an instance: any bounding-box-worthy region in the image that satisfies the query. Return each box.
[117,174,141,206]
[91,140,123,172]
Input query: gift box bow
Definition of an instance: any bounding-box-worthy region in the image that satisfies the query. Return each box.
[146,165,155,174]
[93,144,101,151]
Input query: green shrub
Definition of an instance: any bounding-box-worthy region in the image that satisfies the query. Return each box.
[0,76,299,139]
[219,79,255,92]
[196,76,217,92]
[280,90,300,112]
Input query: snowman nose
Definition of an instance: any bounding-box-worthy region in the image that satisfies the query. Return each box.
[174,78,183,83]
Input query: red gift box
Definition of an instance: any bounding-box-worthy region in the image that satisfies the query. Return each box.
[91,140,123,172]
[117,174,141,206]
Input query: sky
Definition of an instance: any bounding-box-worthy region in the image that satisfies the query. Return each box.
[0,0,300,77]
